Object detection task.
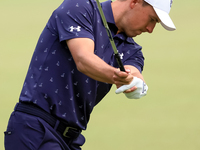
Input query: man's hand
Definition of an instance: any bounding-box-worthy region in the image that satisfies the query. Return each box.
[113,65,148,99]
[115,76,148,99]
[113,69,136,92]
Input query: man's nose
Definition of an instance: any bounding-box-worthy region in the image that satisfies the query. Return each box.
[146,22,156,33]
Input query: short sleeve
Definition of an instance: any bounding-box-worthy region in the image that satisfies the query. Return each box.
[52,0,95,42]
[122,43,144,73]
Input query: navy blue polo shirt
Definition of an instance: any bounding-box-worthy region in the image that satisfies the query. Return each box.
[19,0,144,130]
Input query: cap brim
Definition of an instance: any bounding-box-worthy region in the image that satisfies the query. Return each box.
[153,7,176,31]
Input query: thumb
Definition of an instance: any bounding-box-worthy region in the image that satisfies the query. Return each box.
[115,77,140,94]
[115,84,132,94]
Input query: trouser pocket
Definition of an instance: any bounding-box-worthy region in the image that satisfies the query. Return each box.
[4,111,45,150]
[4,127,16,150]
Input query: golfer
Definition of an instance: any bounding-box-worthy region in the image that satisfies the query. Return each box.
[4,0,175,149]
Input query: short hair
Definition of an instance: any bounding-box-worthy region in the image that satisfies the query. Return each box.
[142,0,150,6]
[116,0,150,6]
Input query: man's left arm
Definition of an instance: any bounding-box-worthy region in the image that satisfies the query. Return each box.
[113,65,148,99]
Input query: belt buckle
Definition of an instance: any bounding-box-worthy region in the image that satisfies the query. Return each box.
[63,126,78,138]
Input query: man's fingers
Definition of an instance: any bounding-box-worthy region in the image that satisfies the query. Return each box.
[113,69,133,85]
[123,86,137,93]
[114,69,129,78]
[125,68,131,74]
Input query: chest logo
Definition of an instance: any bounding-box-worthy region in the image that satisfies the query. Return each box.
[119,53,124,59]
[69,26,81,32]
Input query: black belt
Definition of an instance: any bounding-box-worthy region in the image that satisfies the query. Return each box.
[15,102,81,140]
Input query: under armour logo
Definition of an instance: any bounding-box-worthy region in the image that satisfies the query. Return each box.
[119,53,124,59]
[170,0,173,8]
[142,82,146,94]
[69,26,81,32]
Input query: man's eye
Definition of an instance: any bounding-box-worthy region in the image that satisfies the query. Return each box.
[151,18,155,22]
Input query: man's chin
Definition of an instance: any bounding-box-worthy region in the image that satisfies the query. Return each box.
[128,33,140,38]
[132,34,138,37]
[127,32,142,37]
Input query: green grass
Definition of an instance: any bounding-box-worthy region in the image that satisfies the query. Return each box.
[1,0,200,150]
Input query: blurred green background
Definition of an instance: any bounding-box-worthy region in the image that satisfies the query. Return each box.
[0,0,200,150]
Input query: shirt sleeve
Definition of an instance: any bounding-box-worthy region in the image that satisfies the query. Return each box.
[51,0,95,42]
[122,42,144,73]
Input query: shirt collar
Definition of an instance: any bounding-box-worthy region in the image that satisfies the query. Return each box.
[101,0,135,44]
[101,0,115,24]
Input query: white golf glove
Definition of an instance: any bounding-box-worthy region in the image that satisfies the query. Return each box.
[115,77,148,99]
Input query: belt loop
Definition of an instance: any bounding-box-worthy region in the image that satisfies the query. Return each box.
[54,120,60,130]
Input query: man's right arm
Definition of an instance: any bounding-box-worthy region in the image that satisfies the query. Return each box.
[66,38,133,85]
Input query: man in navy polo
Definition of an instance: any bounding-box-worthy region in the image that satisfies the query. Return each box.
[4,0,175,149]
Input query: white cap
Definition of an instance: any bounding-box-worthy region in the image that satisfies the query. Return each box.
[144,0,176,31]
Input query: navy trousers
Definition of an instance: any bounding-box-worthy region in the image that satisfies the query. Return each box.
[4,111,85,150]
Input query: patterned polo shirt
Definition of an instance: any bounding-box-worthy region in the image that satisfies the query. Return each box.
[19,0,144,130]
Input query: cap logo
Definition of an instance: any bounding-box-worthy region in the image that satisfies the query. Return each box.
[170,0,173,8]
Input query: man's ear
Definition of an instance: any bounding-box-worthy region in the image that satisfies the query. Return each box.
[130,0,141,9]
